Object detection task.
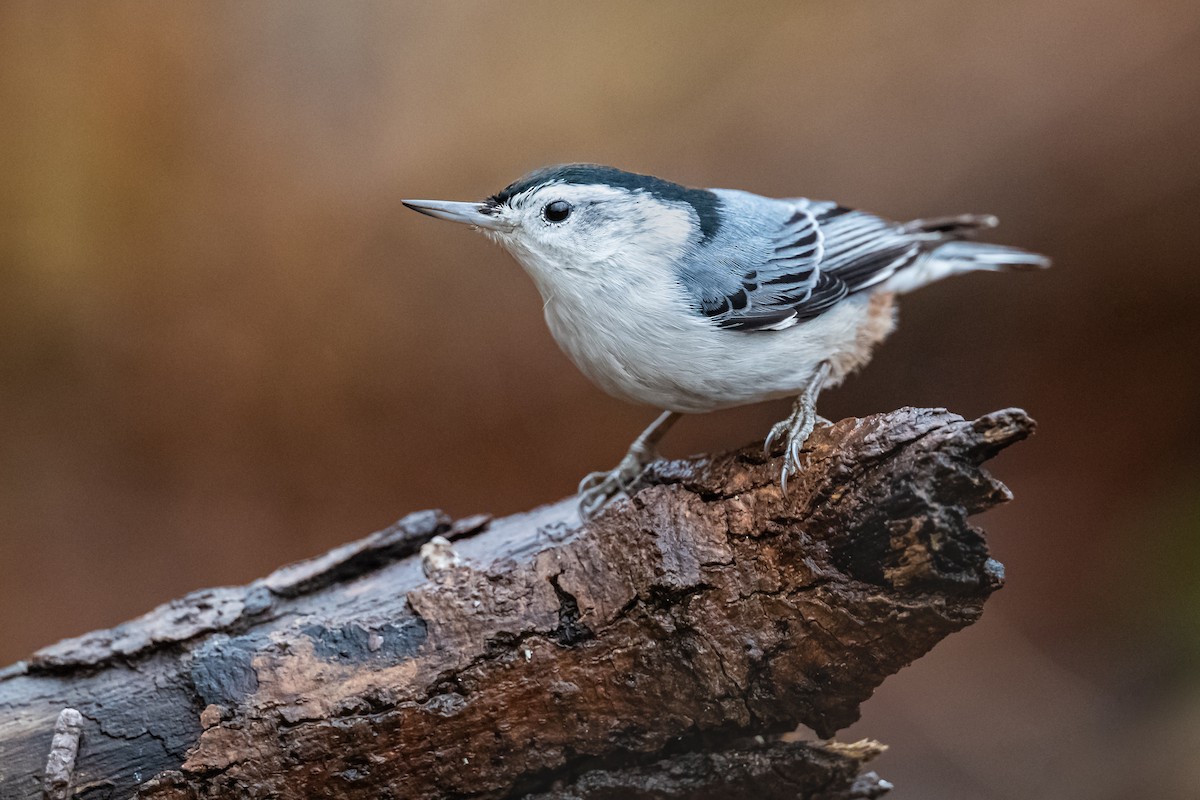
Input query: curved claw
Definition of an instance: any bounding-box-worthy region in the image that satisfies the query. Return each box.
[578,469,623,519]
[779,436,805,495]
[577,454,654,520]
[579,480,617,519]
[763,419,788,457]
[769,406,819,496]
[577,470,608,495]
[787,436,803,472]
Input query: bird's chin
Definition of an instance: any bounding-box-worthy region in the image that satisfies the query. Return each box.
[489,233,538,263]
[479,228,513,246]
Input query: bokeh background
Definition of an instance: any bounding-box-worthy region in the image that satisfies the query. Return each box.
[3,2,1199,797]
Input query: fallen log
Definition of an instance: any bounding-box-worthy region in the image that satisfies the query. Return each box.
[0,407,1032,799]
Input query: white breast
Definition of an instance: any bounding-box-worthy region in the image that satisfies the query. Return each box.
[539,256,877,413]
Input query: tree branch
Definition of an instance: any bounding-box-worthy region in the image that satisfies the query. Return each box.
[0,407,1032,799]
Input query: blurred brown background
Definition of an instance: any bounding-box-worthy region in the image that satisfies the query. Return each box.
[2,1,1198,797]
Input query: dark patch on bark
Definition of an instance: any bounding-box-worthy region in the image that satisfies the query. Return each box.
[300,617,428,664]
[550,577,594,646]
[190,635,262,707]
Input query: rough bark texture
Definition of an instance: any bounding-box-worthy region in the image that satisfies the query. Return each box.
[0,407,1032,799]
[523,739,893,800]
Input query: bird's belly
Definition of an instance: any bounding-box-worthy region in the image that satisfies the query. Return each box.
[545,294,893,413]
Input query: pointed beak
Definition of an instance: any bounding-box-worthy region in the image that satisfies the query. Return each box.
[402,199,510,232]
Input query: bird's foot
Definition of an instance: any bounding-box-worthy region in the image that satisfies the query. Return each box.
[768,413,830,451]
[578,445,654,520]
[763,362,832,494]
[766,406,817,495]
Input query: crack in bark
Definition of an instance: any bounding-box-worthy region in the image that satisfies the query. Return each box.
[549,576,595,646]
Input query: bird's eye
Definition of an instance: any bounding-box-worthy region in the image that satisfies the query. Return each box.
[543,200,572,223]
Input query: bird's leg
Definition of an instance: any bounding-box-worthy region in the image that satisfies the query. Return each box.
[764,361,832,494]
[578,410,681,520]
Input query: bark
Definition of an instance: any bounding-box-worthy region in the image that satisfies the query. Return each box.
[0,407,1032,799]
[523,739,892,800]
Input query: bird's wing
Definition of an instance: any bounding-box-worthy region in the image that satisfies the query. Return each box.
[690,194,925,332]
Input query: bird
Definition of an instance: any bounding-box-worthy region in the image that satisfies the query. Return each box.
[403,164,1049,519]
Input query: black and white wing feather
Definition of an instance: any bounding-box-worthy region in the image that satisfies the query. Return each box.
[809,202,924,296]
[682,189,1043,332]
[691,205,835,331]
[686,192,921,332]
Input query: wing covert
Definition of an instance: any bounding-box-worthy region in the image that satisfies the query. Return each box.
[689,194,924,332]
[698,203,833,332]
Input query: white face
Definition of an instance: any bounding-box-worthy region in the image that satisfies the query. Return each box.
[483,183,696,294]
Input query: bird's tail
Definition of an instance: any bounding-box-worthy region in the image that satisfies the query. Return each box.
[881,214,1050,294]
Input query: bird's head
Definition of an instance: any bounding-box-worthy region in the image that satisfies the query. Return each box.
[403,164,721,292]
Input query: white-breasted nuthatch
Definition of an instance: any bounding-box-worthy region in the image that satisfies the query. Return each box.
[404,165,1049,518]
